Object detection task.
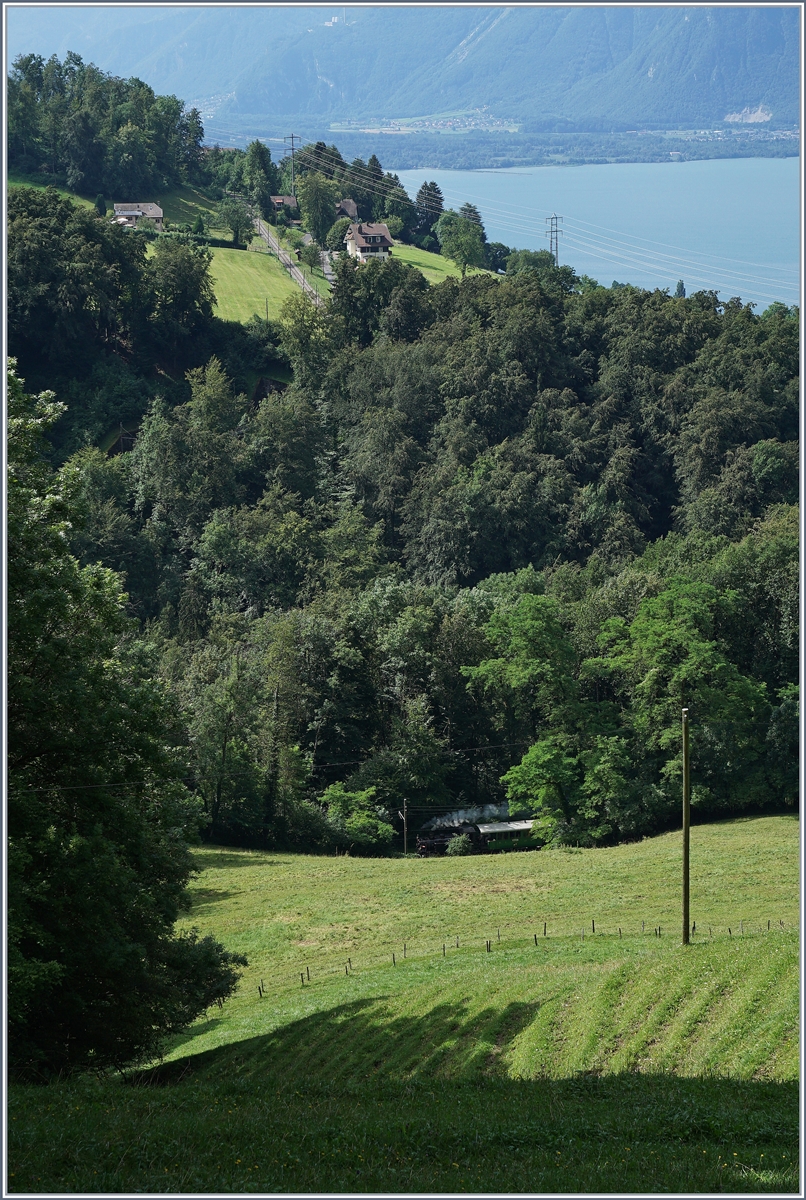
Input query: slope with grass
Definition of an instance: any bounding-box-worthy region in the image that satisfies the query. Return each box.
[7,816,798,1194]
[7,168,95,208]
[209,246,298,322]
[158,181,219,228]
[393,241,469,284]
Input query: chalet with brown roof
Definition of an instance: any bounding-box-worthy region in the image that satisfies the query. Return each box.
[112,202,163,231]
[270,195,298,212]
[344,221,394,262]
[335,197,358,221]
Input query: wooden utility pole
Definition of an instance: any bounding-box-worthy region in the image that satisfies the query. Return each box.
[682,707,691,945]
[399,799,408,856]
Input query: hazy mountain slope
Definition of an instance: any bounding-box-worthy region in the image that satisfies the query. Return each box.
[7,5,799,132]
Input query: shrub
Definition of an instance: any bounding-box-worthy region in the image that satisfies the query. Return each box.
[445,833,473,856]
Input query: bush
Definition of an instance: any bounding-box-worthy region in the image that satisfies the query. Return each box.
[320,783,395,853]
[445,833,473,856]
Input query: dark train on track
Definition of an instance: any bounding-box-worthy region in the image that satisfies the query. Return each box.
[415,819,537,857]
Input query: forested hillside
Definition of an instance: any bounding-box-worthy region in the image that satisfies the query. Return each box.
[9,217,798,851]
[6,51,799,1080]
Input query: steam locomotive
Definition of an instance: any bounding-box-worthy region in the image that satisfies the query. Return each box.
[415,819,537,857]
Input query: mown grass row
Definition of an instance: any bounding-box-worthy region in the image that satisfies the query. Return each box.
[163,928,797,1080]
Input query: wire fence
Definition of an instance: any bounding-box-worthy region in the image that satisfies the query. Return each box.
[232,914,795,1009]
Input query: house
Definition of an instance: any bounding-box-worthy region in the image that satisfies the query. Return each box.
[344,221,394,262]
[270,195,298,212]
[112,202,163,231]
[335,197,358,221]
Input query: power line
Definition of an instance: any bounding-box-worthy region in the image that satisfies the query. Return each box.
[302,147,795,296]
[200,138,796,301]
[284,133,301,197]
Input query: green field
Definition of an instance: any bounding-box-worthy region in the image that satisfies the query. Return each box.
[209,246,299,322]
[8,816,798,1193]
[158,182,219,227]
[394,241,495,285]
[392,241,467,284]
[8,169,95,208]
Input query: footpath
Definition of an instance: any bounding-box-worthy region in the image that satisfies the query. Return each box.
[254,217,325,306]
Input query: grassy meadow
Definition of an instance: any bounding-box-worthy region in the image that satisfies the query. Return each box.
[392,241,468,284]
[8,168,95,208]
[209,246,298,323]
[8,815,798,1193]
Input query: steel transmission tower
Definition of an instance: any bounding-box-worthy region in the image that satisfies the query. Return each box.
[284,133,301,197]
[545,213,563,265]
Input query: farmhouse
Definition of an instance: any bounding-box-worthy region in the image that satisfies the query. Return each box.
[344,221,394,262]
[335,197,358,221]
[270,195,298,212]
[112,202,163,231]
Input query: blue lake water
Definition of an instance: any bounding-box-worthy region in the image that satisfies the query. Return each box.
[396,157,801,309]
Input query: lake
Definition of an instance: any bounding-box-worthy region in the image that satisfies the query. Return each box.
[396,157,800,309]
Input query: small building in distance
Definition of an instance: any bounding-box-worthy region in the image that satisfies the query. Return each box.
[270,195,298,212]
[335,197,358,221]
[112,202,163,231]
[344,221,394,262]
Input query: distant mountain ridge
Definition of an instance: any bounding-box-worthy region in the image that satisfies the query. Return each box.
[7,5,799,145]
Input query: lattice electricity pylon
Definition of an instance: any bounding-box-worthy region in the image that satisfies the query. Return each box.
[545,213,563,265]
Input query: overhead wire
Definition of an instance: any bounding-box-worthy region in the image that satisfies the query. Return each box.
[301,145,797,296]
[204,138,797,302]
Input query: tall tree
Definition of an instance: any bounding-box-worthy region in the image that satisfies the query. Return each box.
[297,172,341,247]
[7,362,246,1077]
[415,181,444,236]
[242,139,279,219]
[434,211,486,278]
[215,196,254,244]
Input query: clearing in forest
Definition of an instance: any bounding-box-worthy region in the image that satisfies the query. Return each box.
[209,245,298,322]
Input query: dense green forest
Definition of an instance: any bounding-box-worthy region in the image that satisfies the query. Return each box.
[7,60,799,1076]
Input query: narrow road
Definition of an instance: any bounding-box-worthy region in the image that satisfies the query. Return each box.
[321,248,336,286]
[254,218,325,306]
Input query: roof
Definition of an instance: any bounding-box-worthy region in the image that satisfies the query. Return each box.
[345,221,394,249]
[113,202,163,218]
[271,195,298,207]
[476,820,535,835]
[336,197,358,218]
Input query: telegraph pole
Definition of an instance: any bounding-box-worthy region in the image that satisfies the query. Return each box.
[398,799,408,856]
[682,708,691,945]
[284,133,300,197]
[545,213,563,265]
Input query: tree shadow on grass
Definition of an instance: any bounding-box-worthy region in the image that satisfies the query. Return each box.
[186,887,241,911]
[194,850,296,869]
[133,997,798,1150]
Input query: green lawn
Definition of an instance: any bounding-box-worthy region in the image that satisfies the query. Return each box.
[393,241,492,285]
[209,246,299,322]
[7,169,95,209]
[157,182,218,227]
[8,815,798,1194]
